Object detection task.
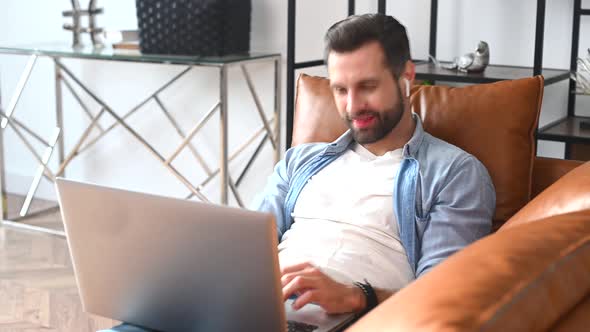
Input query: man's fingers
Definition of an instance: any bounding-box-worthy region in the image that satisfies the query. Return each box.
[292,289,319,310]
[280,261,314,275]
[282,275,315,301]
[281,264,323,287]
[281,272,296,287]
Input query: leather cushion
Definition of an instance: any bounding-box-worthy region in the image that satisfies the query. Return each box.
[410,77,543,228]
[292,74,348,147]
[347,209,590,332]
[293,74,544,228]
[503,160,590,230]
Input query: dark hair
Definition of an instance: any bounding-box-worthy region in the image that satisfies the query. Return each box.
[324,13,411,77]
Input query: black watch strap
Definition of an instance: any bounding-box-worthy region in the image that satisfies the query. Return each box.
[353,279,378,316]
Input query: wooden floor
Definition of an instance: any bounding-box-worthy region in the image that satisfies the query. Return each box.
[2,195,64,232]
[0,194,118,331]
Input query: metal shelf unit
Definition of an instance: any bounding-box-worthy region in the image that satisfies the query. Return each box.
[536,0,590,159]
[285,0,572,155]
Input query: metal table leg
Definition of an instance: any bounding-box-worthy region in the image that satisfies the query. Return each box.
[219,65,229,205]
[241,65,277,151]
[0,129,5,220]
[231,56,282,188]
[189,118,274,198]
[0,56,63,224]
[20,128,61,216]
[0,73,6,220]
[154,96,213,176]
[1,55,37,129]
[0,61,65,236]
[55,60,65,177]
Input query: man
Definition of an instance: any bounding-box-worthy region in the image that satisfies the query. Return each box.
[253,13,495,316]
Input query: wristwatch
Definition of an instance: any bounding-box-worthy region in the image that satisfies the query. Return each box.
[353,279,378,316]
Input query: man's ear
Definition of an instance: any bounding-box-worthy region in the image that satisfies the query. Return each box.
[401,60,416,82]
[400,60,416,98]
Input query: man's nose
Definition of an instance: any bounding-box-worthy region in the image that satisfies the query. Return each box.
[346,91,364,114]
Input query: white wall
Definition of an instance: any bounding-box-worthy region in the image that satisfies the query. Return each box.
[0,0,587,205]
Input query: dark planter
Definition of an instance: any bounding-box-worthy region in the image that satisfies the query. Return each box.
[135,0,251,56]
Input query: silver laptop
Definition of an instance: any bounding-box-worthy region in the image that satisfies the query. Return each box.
[55,178,354,332]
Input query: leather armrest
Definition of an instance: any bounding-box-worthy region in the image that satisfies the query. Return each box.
[551,294,590,332]
[531,157,584,198]
[503,159,590,230]
[346,210,590,332]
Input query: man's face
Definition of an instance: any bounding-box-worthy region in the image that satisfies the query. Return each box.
[327,41,405,144]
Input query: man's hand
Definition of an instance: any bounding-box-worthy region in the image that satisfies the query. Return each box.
[281,262,366,314]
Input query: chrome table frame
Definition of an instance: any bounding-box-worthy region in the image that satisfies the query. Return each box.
[0,47,281,237]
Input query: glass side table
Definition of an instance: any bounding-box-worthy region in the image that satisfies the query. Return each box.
[0,43,281,236]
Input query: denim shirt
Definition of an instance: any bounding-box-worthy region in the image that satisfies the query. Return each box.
[252,114,496,277]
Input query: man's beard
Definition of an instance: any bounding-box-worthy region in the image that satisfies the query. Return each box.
[345,84,405,144]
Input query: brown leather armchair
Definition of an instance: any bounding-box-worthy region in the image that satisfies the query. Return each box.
[292,73,590,331]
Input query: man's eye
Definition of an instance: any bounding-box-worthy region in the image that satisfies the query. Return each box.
[361,85,376,91]
[334,87,347,95]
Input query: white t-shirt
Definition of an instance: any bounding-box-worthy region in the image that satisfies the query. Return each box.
[278,143,415,290]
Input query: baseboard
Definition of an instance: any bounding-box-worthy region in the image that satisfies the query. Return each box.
[3,171,57,201]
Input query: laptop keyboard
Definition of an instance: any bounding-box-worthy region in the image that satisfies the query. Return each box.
[287,320,318,332]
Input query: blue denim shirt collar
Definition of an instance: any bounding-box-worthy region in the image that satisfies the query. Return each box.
[324,112,425,158]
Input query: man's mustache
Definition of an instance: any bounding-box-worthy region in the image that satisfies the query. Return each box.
[346,110,381,121]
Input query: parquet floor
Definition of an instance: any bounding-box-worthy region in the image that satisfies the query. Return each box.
[0,194,118,331]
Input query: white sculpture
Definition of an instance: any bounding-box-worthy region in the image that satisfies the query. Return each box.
[63,0,104,48]
[430,41,490,73]
[571,48,590,95]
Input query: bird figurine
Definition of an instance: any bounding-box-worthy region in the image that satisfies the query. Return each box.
[571,48,590,94]
[430,41,490,73]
